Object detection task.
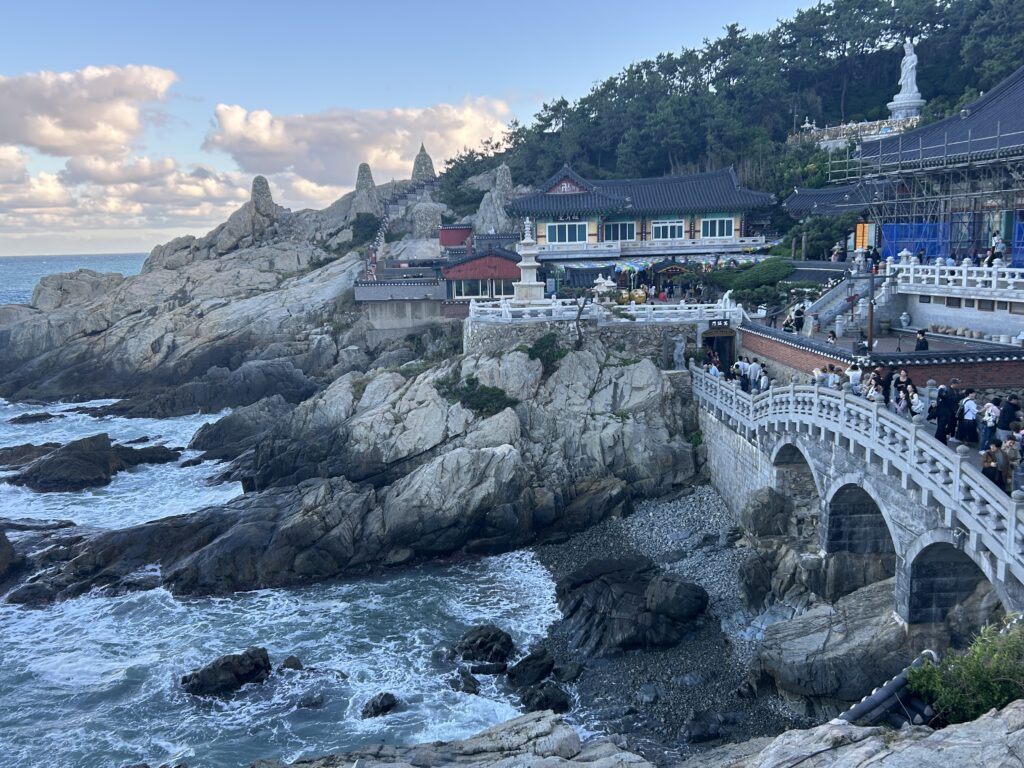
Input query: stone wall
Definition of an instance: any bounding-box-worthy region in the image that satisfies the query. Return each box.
[366,300,442,331]
[463,319,697,366]
[697,409,771,519]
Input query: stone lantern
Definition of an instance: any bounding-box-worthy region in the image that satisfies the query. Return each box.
[898,248,913,264]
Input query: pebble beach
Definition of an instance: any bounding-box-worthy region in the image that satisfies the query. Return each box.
[534,484,807,765]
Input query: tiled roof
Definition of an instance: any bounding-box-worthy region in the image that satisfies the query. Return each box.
[506,164,773,217]
[444,244,521,269]
[858,64,1024,170]
[783,184,875,218]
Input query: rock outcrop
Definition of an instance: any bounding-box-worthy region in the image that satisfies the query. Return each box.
[249,710,654,767]
[411,143,436,183]
[453,624,516,663]
[6,434,180,493]
[470,163,515,233]
[0,175,363,404]
[556,556,708,657]
[6,345,698,602]
[349,162,380,218]
[680,699,1024,767]
[754,578,914,716]
[181,646,272,697]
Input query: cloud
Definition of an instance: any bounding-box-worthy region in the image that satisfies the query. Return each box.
[0,65,177,158]
[0,146,29,184]
[61,154,178,184]
[203,97,510,186]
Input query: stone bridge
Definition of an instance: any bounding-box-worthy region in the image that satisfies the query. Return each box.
[688,364,1024,624]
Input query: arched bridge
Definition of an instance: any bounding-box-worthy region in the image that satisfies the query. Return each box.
[688,364,1024,623]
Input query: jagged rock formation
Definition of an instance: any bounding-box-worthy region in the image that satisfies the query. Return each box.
[470,162,516,233]
[556,556,709,657]
[5,346,697,603]
[0,176,362,403]
[680,699,1024,767]
[411,142,436,182]
[249,710,654,767]
[181,647,272,697]
[349,162,380,218]
[6,433,180,492]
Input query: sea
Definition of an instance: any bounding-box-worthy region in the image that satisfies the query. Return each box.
[0,257,562,767]
[0,252,148,305]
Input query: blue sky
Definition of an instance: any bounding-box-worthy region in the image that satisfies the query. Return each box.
[0,0,810,254]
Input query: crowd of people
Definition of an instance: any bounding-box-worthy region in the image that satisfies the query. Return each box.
[701,352,1024,494]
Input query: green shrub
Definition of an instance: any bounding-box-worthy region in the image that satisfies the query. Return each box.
[350,213,380,247]
[688,431,703,447]
[712,257,794,291]
[438,374,518,417]
[527,333,568,376]
[907,617,1024,725]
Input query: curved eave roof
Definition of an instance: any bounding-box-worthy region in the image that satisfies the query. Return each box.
[506,167,774,217]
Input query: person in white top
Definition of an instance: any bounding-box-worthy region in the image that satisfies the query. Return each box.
[846,363,863,394]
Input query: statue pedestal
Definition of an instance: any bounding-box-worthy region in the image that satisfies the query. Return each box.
[512,282,545,303]
[888,96,925,120]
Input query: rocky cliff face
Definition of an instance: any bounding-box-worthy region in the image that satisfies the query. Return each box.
[0,176,362,402]
[6,346,697,603]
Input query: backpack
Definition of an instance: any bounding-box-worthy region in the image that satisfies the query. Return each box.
[955,398,966,420]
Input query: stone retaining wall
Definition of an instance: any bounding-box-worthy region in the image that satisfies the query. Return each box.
[697,408,770,519]
[463,319,698,366]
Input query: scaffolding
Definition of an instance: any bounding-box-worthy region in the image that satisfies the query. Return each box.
[828,124,1024,264]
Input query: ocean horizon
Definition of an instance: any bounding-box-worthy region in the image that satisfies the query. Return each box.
[0,252,148,305]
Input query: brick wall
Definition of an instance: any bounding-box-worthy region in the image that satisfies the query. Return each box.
[739,329,1024,389]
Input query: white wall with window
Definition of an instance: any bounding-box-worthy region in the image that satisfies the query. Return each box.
[603,221,636,241]
[452,279,488,298]
[546,222,588,243]
[652,220,686,240]
[701,216,735,238]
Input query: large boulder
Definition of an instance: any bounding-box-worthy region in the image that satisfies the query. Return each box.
[507,647,555,687]
[181,647,271,697]
[6,434,180,492]
[453,624,515,663]
[555,556,708,657]
[755,578,913,716]
[361,691,398,718]
[520,682,571,714]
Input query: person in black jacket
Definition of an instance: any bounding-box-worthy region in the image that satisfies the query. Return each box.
[914,330,929,351]
[998,394,1020,442]
[880,365,896,408]
[934,384,958,445]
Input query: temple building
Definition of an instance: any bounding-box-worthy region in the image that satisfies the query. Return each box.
[504,164,773,285]
[819,63,1024,264]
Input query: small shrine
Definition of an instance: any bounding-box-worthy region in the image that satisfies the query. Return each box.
[512,217,545,303]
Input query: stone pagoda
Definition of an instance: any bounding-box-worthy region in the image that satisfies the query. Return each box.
[513,217,545,303]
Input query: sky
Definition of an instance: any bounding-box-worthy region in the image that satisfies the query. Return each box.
[0,0,811,256]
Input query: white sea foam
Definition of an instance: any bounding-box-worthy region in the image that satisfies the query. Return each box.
[0,399,561,768]
[0,555,559,768]
[0,398,240,528]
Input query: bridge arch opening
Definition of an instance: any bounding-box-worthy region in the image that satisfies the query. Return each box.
[907,542,992,625]
[771,443,820,541]
[822,483,897,600]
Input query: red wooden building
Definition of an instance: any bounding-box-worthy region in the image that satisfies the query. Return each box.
[440,245,521,317]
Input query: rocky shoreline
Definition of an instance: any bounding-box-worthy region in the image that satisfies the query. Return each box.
[533,485,808,765]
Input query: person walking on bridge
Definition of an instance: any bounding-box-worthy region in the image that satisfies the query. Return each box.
[933,384,957,445]
[997,395,1020,442]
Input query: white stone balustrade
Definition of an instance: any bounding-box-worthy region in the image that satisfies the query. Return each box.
[889,261,1024,300]
[467,298,745,325]
[688,363,1024,599]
